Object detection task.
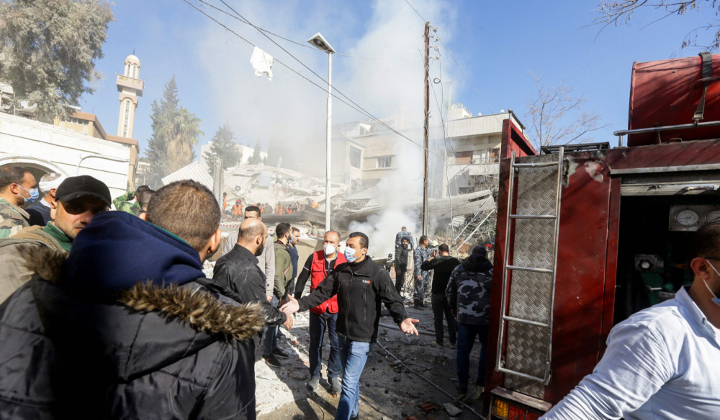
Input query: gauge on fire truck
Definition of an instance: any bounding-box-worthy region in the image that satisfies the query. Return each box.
[676,209,700,226]
[669,206,706,231]
[706,210,720,223]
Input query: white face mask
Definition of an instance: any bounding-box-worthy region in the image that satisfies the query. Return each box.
[324,244,336,256]
[704,259,720,307]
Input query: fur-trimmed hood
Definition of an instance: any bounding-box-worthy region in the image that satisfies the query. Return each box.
[24,246,264,381]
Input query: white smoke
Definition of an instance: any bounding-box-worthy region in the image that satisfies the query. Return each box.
[193,0,457,255]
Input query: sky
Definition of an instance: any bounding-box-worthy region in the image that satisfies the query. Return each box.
[80,0,716,157]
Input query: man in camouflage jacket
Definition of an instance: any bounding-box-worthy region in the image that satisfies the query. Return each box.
[112,185,151,215]
[413,235,432,309]
[0,167,37,238]
[446,246,493,397]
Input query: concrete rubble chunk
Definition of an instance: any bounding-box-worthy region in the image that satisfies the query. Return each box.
[443,403,463,417]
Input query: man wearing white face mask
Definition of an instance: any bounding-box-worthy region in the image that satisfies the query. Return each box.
[283,232,419,420]
[294,230,346,394]
[0,166,38,238]
[542,222,720,420]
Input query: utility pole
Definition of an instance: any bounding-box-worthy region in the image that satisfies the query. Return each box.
[422,21,430,236]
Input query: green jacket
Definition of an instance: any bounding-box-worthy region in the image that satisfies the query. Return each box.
[113,191,142,215]
[0,198,30,239]
[273,241,293,298]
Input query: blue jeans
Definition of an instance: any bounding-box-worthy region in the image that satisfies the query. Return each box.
[309,311,341,379]
[262,296,279,356]
[336,336,371,420]
[457,322,489,388]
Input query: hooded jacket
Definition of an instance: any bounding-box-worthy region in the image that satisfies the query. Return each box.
[0,224,67,304]
[446,249,493,325]
[0,211,264,419]
[298,257,408,343]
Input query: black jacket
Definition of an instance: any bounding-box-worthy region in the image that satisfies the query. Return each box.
[213,244,287,326]
[299,257,408,343]
[421,255,461,294]
[0,216,265,419]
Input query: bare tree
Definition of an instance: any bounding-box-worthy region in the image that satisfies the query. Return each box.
[525,73,605,151]
[595,1,720,51]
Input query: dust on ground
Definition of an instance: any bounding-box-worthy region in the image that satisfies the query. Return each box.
[254,302,487,420]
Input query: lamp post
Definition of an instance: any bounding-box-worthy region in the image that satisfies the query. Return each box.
[308,32,335,232]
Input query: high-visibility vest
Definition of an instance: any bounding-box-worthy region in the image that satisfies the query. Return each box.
[232,204,242,216]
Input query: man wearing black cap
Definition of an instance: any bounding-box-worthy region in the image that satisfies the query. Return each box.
[446,245,494,399]
[0,175,111,303]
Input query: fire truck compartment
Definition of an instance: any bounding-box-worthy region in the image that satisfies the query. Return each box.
[613,179,720,325]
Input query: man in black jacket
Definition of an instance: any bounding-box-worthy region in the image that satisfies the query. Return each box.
[0,180,264,419]
[421,243,460,348]
[213,218,293,334]
[282,232,419,420]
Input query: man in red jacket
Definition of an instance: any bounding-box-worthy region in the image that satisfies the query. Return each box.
[294,230,345,394]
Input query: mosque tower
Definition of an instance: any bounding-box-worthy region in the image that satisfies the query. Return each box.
[116,53,144,138]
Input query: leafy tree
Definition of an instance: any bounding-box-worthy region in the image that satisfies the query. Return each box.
[143,76,203,184]
[204,123,241,174]
[0,0,114,118]
[524,73,605,151]
[595,1,720,51]
[249,141,263,165]
[165,107,203,172]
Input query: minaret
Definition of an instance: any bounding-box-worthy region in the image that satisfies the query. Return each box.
[116,54,144,138]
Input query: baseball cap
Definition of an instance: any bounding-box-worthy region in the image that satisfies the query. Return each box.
[56,175,112,207]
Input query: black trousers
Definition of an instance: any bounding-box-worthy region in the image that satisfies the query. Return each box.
[431,293,457,344]
[394,264,407,294]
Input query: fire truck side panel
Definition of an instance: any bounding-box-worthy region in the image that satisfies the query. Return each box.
[545,152,612,404]
[600,177,622,352]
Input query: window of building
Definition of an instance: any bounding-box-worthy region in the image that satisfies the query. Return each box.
[122,99,131,137]
[376,156,392,168]
[489,148,500,161]
[349,146,362,168]
[455,151,472,164]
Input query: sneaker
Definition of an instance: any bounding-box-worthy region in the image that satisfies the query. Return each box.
[264,354,282,368]
[430,341,443,348]
[449,342,456,349]
[330,377,342,395]
[273,348,290,359]
[306,376,320,391]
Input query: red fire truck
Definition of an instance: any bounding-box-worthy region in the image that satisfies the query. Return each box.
[485,52,720,419]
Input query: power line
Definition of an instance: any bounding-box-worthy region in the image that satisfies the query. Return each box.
[182,0,440,157]
[400,0,499,117]
[197,0,417,59]
[403,0,427,22]
[213,0,440,156]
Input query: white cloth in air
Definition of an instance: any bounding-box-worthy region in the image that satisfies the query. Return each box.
[250,46,274,81]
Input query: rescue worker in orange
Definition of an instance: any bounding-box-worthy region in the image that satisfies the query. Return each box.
[232,200,243,220]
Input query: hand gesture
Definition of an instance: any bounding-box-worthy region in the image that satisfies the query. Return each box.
[400,318,419,335]
[281,295,300,314]
[283,314,294,330]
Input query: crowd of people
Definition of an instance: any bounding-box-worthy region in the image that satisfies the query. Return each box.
[3,164,714,419]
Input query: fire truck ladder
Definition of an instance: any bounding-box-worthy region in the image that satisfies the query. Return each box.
[495,148,564,396]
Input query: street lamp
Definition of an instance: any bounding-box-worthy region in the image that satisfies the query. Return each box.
[308,32,335,232]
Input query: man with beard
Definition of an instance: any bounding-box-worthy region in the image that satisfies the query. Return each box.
[214,218,292,333]
[0,175,110,303]
[0,180,264,419]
